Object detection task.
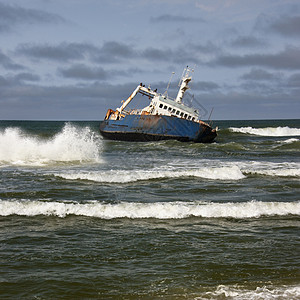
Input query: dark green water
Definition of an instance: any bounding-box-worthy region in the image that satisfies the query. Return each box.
[0,120,299,299]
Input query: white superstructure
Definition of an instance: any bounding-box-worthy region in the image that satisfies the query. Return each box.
[107,66,200,122]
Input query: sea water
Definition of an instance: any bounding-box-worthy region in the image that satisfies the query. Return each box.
[0,120,299,299]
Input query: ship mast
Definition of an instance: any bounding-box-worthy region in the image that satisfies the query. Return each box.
[175,66,193,104]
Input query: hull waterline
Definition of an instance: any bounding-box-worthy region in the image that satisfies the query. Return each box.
[100,115,217,143]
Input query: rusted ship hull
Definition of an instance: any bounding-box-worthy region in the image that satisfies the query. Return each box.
[100,114,217,143]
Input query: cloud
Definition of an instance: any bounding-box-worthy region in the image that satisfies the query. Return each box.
[240,68,280,81]
[270,15,300,37]
[142,47,173,61]
[0,72,299,120]
[0,78,142,119]
[14,73,40,82]
[58,64,145,81]
[141,46,200,64]
[58,64,108,80]
[16,42,98,62]
[150,14,205,23]
[191,81,220,91]
[16,41,137,64]
[287,73,300,87]
[0,2,65,32]
[230,35,267,48]
[189,41,220,54]
[94,41,135,63]
[15,40,206,66]
[0,72,39,88]
[210,46,300,70]
[0,50,25,70]
[255,13,300,37]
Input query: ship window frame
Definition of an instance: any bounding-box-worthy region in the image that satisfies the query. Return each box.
[184,113,188,118]
[172,108,176,113]
[176,110,180,115]
[164,105,167,110]
[168,107,172,111]
[159,103,163,108]
[180,112,184,117]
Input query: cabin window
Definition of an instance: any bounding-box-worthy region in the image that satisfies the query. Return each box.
[188,116,191,120]
[164,105,167,109]
[176,110,180,115]
[192,117,195,121]
[168,107,172,111]
[184,114,188,118]
[172,109,176,113]
[159,103,163,108]
[180,112,184,117]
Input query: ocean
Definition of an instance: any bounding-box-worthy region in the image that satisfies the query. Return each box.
[0,119,299,299]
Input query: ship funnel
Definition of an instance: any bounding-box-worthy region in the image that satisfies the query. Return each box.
[175,66,193,103]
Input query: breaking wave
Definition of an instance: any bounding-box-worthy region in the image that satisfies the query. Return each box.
[0,200,299,219]
[198,284,300,300]
[54,161,300,183]
[229,126,300,136]
[0,124,102,166]
[240,161,300,178]
[280,138,299,144]
[54,165,246,183]
[246,168,300,177]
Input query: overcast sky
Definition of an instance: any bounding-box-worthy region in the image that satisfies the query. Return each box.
[0,0,299,120]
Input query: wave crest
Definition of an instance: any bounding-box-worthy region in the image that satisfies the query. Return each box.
[54,165,245,183]
[0,200,299,219]
[230,126,300,137]
[200,284,300,300]
[0,123,102,166]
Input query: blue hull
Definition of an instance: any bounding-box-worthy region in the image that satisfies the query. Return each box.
[100,115,217,143]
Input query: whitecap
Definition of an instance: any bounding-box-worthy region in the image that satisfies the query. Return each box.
[0,200,299,219]
[0,123,102,166]
[54,165,245,183]
[199,284,300,300]
[230,126,300,137]
[240,161,300,178]
[280,138,299,144]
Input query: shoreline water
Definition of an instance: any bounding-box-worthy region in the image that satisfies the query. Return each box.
[1,119,299,299]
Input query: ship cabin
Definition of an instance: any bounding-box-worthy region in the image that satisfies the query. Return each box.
[143,94,199,122]
[106,66,201,123]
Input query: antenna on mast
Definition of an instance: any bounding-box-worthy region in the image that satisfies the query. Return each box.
[164,72,175,96]
[175,66,193,104]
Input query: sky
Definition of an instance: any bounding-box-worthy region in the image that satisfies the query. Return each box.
[0,0,299,120]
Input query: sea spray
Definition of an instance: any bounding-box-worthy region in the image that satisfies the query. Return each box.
[0,123,102,165]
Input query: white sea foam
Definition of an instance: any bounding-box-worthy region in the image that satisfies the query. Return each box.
[280,138,299,144]
[230,126,300,136]
[0,124,102,166]
[248,168,300,177]
[54,165,245,183]
[0,200,299,219]
[198,284,300,300]
[240,161,300,178]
